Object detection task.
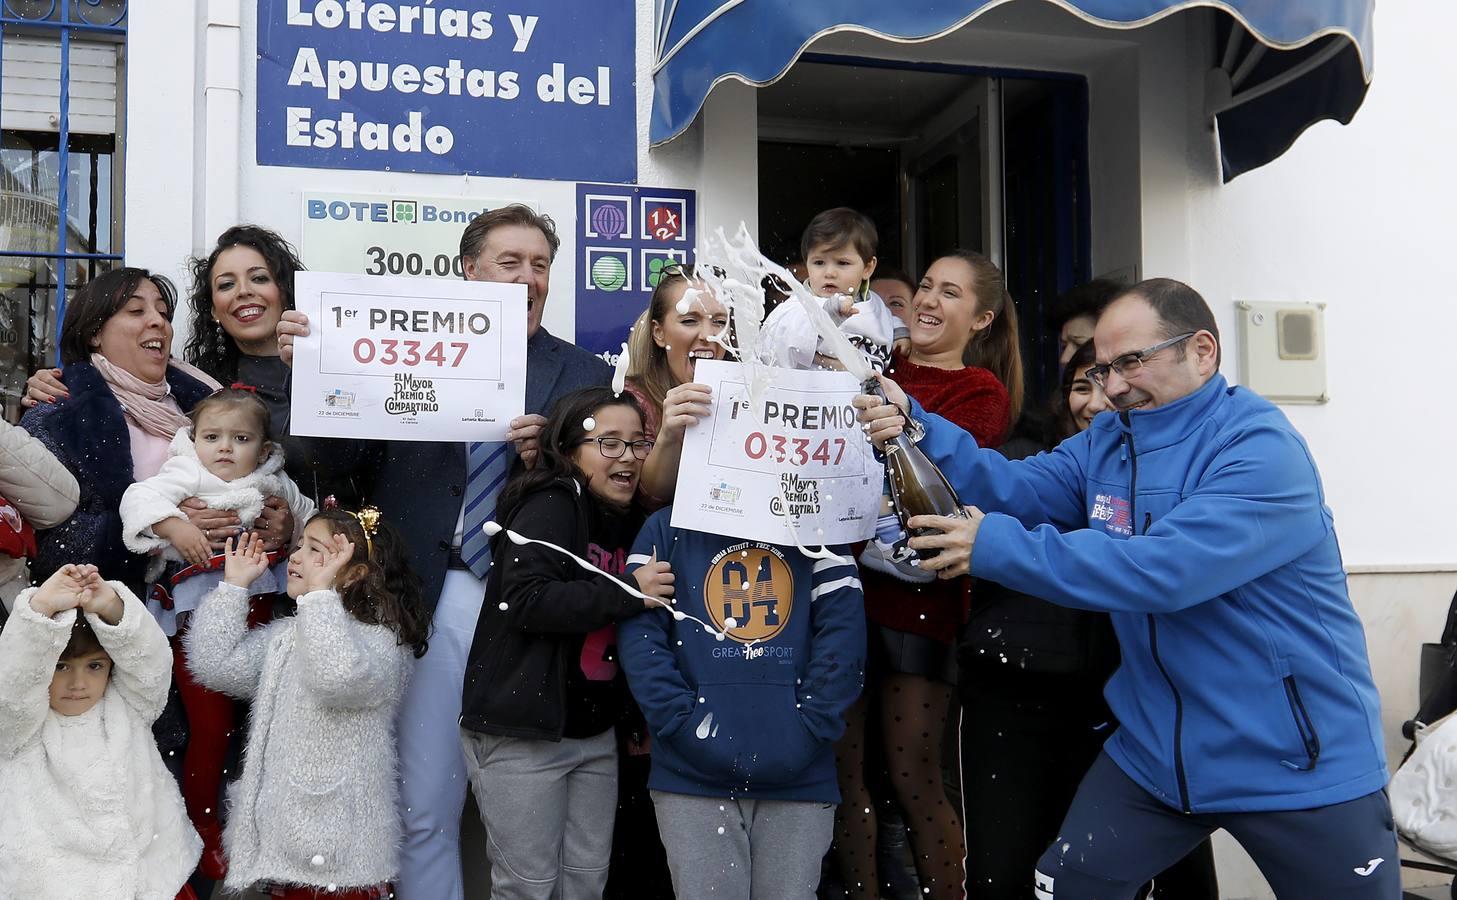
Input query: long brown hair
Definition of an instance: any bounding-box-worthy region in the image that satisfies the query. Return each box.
[941,249,1024,424]
[626,266,694,415]
[310,508,430,658]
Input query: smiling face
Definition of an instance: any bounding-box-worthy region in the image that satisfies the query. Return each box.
[909,257,994,363]
[1066,363,1110,432]
[652,280,728,386]
[806,241,875,299]
[464,223,552,338]
[193,404,268,480]
[50,650,112,716]
[1093,295,1213,413]
[210,245,284,356]
[871,276,915,324]
[571,403,645,510]
[92,278,173,383]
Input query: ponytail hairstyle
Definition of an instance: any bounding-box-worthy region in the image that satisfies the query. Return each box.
[942,249,1024,425]
[309,508,430,658]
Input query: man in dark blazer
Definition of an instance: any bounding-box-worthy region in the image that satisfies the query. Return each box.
[276,204,611,900]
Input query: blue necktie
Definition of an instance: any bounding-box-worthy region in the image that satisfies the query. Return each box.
[460,441,509,578]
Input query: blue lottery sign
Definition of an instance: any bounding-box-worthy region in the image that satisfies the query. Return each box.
[575,183,696,362]
[257,0,637,183]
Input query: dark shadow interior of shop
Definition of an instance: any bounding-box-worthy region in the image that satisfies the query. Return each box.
[757,57,1090,417]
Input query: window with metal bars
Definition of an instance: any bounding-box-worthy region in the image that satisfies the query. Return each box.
[0,0,126,418]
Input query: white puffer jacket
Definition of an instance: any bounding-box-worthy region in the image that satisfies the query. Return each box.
[0,583,201,899]
[185,581,414,892]
[0,419,80,611]
[1391,710,1457,858]
[120,429,314,566]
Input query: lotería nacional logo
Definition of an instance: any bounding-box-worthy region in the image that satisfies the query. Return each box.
[703,542,793,644]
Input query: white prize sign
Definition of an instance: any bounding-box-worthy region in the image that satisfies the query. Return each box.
[671,360,880,545]
[290,271,527,442]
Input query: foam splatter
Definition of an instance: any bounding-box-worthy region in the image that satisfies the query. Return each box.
[482,521,727,640]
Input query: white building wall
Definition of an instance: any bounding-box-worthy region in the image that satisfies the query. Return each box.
[120,3,1454,897]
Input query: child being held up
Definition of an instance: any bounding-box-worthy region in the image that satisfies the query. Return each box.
[0,564,202,900]
[122,384,315,632]
[120,384,315,879]
[617,510,867,898]
[760,206,909,373]
[185,512,428,900]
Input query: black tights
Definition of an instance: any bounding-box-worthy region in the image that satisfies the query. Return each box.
[835,672,965,900]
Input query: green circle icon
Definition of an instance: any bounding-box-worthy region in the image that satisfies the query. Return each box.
[591,256,627,292]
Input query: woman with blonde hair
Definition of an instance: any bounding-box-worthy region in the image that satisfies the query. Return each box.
[623,265,729,508]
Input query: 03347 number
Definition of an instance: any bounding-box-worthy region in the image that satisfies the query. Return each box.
[352,338,468,367]
[743,432,847,466]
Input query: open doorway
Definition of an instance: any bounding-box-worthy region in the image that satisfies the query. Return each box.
[756,55,1090,410]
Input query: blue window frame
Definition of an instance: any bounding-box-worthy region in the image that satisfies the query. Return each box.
[0,0,126,410]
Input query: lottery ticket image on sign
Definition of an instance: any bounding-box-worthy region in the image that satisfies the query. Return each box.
[290,271,528,442]
[671,360,880,546]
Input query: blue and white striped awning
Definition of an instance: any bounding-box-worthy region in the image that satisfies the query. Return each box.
[651,0,1374,181]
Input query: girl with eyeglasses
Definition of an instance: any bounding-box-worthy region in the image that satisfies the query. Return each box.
[459,386,675,899]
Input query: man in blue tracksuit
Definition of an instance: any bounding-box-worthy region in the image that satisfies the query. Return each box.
[856,279,1397,899]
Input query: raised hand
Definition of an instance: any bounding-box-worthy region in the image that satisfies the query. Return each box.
[658,383,713,440]
[224,532,272,589]
[30,564,86,617]
[632,551,675,608]
[507,414,549,469]
[302,532,357,594]
[75,566,123,625]
[276,310,310,368]
[852,375,911,449]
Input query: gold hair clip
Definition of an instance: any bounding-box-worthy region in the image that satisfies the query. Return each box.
[349,506,381,561]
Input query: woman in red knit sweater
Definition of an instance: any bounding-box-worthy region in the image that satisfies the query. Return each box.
[835,250,1023,900]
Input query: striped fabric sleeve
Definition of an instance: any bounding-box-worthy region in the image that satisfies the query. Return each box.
[798,547,867,743]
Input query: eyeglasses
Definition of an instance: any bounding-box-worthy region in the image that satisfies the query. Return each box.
[1085,333,1196,388]
[580,437,655,460]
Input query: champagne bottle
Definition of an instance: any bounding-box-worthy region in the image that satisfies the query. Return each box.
[864,379,968,560]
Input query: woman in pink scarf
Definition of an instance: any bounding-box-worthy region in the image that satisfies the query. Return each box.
[20,267,251,591]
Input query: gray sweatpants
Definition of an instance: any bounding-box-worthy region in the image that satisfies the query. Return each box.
[650,790,835,900]
[461,728,618,900]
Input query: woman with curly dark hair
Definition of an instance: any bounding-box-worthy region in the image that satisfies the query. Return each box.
[28,225,376,509]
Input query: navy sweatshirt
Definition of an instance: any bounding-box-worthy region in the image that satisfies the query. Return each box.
[618,509,866,802]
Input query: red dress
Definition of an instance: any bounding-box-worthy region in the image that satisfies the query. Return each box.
[863,355,1009,644]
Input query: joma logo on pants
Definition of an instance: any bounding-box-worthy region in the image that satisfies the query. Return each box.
[1034,870,1054,899]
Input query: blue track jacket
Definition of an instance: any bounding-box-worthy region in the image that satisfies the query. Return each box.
[915,374,1386,813]
[619,511,866,802]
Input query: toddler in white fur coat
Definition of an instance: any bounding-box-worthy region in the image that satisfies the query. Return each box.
[121,385,314,634]
[186,512,428,899]
[0,564,201,900]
